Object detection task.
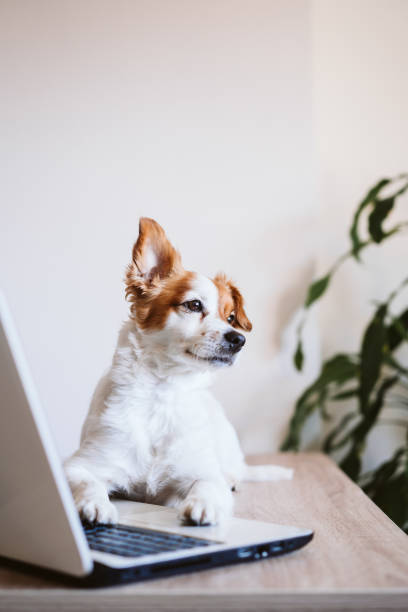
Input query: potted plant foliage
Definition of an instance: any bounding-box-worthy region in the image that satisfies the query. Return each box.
[281,174,408,532]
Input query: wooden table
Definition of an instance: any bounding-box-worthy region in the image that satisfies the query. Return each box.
[1,453,408,611]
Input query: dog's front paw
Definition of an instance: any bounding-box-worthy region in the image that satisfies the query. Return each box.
[76,494,118,524]
[179,497,224,526]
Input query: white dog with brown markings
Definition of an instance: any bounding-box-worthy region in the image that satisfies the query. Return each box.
[65,218,292,526]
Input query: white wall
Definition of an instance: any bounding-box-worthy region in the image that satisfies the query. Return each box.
[1,0,316,459]
[2,0,406,466]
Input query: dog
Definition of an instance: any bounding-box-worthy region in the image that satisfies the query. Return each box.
[64,218,292,526]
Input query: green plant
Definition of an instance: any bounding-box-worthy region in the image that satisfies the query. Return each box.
[281,174,408,532]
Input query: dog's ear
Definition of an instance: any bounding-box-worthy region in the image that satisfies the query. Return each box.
[213,273,252,332]
[229,282,252,332]
[131,218,183,283]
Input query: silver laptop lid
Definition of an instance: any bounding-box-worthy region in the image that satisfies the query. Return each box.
[0,293,92,577]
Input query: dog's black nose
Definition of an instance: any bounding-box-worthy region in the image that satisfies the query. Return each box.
[224,331,246,353]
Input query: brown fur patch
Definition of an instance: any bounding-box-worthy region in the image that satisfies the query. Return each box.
[213,273,252,332]
[125,218,194,330]
[139,272,195,330]
[213,275,235,322]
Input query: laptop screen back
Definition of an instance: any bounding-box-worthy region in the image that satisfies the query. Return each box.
[0,294,92,576]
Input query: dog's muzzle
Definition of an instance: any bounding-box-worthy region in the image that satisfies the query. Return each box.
[222,331,246,354]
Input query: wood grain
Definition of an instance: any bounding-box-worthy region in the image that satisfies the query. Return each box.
[1,453,408,611]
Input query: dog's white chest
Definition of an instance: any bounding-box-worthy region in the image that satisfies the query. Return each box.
[120,384,211,498]
[125,382,202,454]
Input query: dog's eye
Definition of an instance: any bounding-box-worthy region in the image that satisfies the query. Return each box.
[227,313,235,324]
[183,300,203,313]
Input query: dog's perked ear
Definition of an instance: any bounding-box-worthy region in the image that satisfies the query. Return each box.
[229,283,252,332]
[132,218,183,282]
[213,273,252,332]
[125,219,184,319]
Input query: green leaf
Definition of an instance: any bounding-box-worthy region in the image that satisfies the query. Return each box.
[340,376,399,480]
[340,443,364,480]
[384,354,408,376]
[359,304,388,414]
[319,354,359,385]
[386,308,408,351]
[382,223,408,241]
[331,387,359,401]
[317,388,330,420]
[362,447,405,497]
[294,340,304,371]
[392,176,408,199]
[363,375,399,431]
[371,472,408,529]
[405,429,408,476]
[305,274,331,308]
[280,354,359,451]
[368,197,395,243]
[280,396,317,451]
[350,178,391,259]
[323,412,359,453]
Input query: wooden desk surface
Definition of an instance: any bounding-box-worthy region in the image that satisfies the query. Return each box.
[1,453,408,612]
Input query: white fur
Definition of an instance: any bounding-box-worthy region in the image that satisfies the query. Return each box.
[65,273,292,526]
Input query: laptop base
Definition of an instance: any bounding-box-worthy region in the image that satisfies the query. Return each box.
[0,532,313,588]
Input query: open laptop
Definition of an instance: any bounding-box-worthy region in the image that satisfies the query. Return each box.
[0,293,313,587]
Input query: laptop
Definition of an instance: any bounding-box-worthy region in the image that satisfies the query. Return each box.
[0,293,313,587]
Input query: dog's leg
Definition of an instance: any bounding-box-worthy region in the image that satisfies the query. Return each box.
[243,464,294,482]
[178,480,233,526]
[64,458,118,524]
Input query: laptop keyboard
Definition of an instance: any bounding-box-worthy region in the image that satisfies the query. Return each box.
[83,523,215,558]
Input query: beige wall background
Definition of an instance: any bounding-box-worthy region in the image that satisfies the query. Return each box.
[1,0,407,465]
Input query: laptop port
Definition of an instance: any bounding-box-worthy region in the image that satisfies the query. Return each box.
[269,542,284,554]
[237,547,254,559]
